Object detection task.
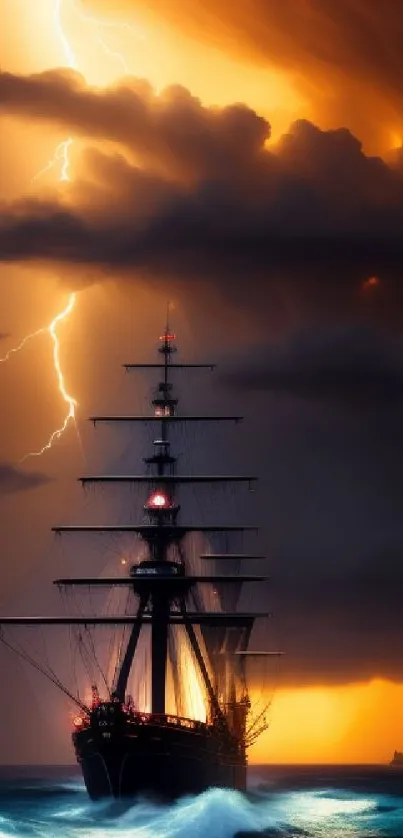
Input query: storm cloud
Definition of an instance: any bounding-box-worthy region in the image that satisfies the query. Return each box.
[0,70,270,182]
[1,71,403,279]
[0,462,52,495]
[222,325,403,408]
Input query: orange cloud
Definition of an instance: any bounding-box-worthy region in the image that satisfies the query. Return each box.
[96,0,403,152]
[1,70,403,281]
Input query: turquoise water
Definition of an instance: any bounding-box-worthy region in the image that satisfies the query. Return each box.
[0,765,402,837]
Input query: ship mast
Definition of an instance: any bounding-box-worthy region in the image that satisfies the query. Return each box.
[149,316,176,713]
[0,324,276,734]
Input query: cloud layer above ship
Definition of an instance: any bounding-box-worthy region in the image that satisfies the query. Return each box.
[1,70,403,290]
[223,325,403,406]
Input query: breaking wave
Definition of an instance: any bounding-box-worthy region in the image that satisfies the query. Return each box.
[0,766,402,837]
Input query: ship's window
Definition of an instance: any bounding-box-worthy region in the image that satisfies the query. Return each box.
[155,407,163,417]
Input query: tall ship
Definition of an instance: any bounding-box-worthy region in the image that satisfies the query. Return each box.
[0,324,277,799]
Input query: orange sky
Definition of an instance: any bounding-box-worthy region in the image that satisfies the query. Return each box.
[0,0,402,766]
[0,0,304,200]
[250,680,403,764]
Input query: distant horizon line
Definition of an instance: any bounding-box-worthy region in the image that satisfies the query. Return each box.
[0,761,395,768]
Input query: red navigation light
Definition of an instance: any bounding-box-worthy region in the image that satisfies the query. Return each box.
[146,491,169,509]
[362,275,380,291]
[73,716,83,728]
[159,332,176,342]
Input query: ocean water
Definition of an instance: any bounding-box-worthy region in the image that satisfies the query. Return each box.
[0,765,402,838]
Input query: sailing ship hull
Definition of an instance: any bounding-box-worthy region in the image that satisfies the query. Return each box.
[73,722,246,799]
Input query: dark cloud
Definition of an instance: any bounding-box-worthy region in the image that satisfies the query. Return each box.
[0,69,270,183]
[222,325,403,408]
[0,462,52,495]
[1,71,403,280]
[276,545,403,685]
[255,410,403,685]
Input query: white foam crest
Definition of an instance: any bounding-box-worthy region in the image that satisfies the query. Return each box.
[120,789,263,838]
[2,780,403,838]
[46,788,269,838]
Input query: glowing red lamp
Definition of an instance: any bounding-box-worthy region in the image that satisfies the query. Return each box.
[146,491,170,509]
[159,332,176,342]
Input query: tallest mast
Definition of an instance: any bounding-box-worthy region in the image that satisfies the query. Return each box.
[148,322,178,713]
[153,314,178,476]
[116,326,180,708]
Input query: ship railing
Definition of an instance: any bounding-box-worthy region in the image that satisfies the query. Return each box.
[128,711,207,731]
[72,709,209,732]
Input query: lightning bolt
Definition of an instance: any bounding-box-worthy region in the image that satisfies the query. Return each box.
[75,3,144,75]
[33,0,141,184]
[31,1,78,184]
[32,137,73,183]
[21,293,78,461]
[55,0,78,69]
[91,35,129,75]
[0,295,78,460]
[20,1,140,458]
[0,327,48,364]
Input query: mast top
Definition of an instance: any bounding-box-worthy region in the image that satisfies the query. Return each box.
[159,322,177,355]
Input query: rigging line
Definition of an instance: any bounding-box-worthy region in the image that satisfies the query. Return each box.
[112,631,124,690]
[106,533,124,559]
[70,586,100,686]
[69,623,80,701]
[107,619,117,683]
[10,629,67,700]
[20,626,66,695]
[61,586,80,701]
[113,590,133,682]
[0,631,89,713]
[77,631,97,688]
[94,575,119,681]
[77,626,101,687]
[84,623,110,697]
[108,588,127,686]
[246,699,272,738]
[38,624,66,691]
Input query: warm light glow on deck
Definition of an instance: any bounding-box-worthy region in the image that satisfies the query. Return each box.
[181,642,208,723]
[166,630,208,723]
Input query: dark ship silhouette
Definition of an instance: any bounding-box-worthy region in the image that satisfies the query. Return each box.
[0,325,278,799]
